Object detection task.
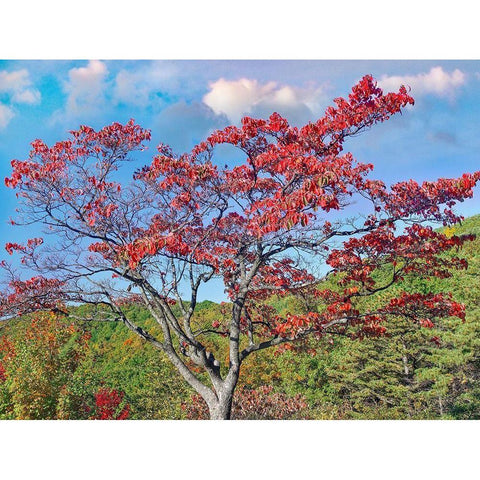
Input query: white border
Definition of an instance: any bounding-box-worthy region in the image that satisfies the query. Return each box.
[2,0,479,59]
[1,2,476,478]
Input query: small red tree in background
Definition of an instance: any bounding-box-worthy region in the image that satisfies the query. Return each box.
[2,75,479,419]
[92,388,130,420]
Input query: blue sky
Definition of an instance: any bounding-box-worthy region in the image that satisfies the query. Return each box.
[0,60,479,300]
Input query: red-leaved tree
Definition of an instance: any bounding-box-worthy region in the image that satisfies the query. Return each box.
[2,75,479,419]
[92,388,130,420]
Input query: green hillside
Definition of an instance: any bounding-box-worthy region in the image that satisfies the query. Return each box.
[1,215,479,419]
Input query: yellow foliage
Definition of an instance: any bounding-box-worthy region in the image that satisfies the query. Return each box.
[444,226,457,238]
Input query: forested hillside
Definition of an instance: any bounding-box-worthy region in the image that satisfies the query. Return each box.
[1,215,479,420]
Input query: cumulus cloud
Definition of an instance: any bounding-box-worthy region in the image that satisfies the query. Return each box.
[203,78,326,124]
[64,60,108,116]
[114,62,178,107]
[378,66,466,99]
[0,69,41,105]
[0,68,41,129]
[12,89,41,104]
[0,104,15,130]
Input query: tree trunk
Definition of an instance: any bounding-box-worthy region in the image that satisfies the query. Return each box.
[208,395,234,420]
[207,374,238,420]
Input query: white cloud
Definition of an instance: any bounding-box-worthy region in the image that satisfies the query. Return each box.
[378,66,466,99]
[113,62,178,107]
[0,68,40,130]
[0,68,41,105]
[203,77,327,124]
[0,104,15,129]
[12,89,41,104]
[64,60,108,116]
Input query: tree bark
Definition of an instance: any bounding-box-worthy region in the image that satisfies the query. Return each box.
[208,395,234,420]
[206,369,239,420]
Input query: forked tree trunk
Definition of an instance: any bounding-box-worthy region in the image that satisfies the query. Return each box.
[206,373,239,420]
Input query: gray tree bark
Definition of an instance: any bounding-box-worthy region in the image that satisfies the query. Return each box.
[205,368,239,420]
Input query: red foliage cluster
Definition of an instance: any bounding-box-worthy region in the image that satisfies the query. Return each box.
[327,224,474,288]
[380,291,465,322]
[0,276,64,318]
[383,174,480,224]
[92,388,130,420]
[5,238,42,255]
[6,120,150,190]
